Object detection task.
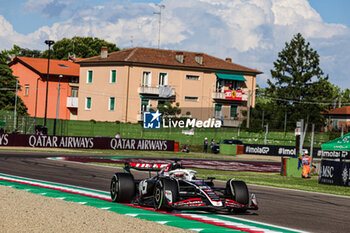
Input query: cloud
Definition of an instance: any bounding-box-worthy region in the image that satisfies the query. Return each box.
[23,0,55,14]
[23,0,69,18]
[1,0,350,89]
[0,15,40,49]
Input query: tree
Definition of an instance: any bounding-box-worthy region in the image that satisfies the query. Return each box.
[266,33,335,128]
[1,45,42,62]
[0,53,27,115]
[157,102,182,117]
[248,86,278,130]
[41,36,120,60]
[340,88,350,106]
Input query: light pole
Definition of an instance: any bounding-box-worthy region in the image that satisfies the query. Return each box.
[13,79,18,132]
[44,40,55,133]
[34,77,40,119]
[53,75,62,135]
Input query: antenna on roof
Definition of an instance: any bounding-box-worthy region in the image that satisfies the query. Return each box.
[153,4,165,49]
[72,38,76,59]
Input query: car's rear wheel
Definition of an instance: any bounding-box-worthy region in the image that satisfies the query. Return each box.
[153,178,178,211]
[110,173,135,203]
[226,179,249,213]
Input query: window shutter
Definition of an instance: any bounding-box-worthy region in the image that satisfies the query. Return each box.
[147,73,152,87]
[164,74,168,86]
[110,97,115,110]
[111,70,116,83]
[230,105,237,117]
[88,71,93,83]
[86,97,91,109]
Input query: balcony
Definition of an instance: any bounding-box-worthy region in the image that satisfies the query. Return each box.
[138,86,175,96]
[212,91,248,101]
[137,113,143,121]
[67,97,78,108]
[222,119,242,127]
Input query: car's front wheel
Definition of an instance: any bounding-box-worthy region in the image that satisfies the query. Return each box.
[153,178,178,211]
[110,173,135,203]
[226,179,249,213]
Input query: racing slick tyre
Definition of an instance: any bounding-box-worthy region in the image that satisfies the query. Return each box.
[110,173,135,203]
[226,179,249,213]
[153,178,178,211]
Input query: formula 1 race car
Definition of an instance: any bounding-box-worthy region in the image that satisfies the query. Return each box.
[110,160,258,213]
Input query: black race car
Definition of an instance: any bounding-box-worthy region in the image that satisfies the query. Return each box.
[110,160,258,213]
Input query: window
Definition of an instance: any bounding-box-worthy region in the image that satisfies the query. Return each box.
[333,119,338,131]
[215,104,222,118]
[25,84,29,96]
[225,80,242,90]
[71,87,78,97]
[184,96,199,102]
[110,70,117,83]
[109,97,115,111]
[158,100,166,106]
[158,73,168,86]
[186,75,200,80]
[141,99,150,112]
[70,77,78,83]
[142,71,152,87]
[230,105,238,118]
[85,97,91,110]
[87,70,93,83]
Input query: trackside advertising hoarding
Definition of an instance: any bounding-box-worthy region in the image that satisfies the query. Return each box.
[244,143,350,159]
[319,160,350,187]
[0,134,174,151]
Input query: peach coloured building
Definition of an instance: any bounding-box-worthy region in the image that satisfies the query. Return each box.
[322,106,350,133]
[77,47,262,127]
[9,57,79,120]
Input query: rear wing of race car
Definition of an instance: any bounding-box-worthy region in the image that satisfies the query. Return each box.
[124,162,169,173]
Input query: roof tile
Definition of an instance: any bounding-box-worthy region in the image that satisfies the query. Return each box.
[78,47,262,74]
[12,57,79,76]
[323,106,350,115]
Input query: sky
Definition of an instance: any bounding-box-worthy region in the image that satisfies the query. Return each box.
[0,0,349,90]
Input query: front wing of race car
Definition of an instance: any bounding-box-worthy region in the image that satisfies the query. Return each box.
[170,193,258,211]
[164,179,259,212]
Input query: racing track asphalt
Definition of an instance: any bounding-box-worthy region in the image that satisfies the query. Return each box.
[0,150,349,233]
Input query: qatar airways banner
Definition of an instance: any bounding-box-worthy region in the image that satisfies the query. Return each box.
[0,133,174,151]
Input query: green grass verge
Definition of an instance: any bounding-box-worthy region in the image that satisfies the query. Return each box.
[95,162,350,197]
[0,147,243,161]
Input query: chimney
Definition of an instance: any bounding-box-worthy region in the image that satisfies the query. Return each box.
[175,52,184,64]
[101,46,108,59]
[225,57,232,62]
[195,54,203,65]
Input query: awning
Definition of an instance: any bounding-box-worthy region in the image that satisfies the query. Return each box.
[216,73,246,81]
[321,133,350,151]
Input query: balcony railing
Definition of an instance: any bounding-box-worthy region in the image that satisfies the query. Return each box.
[67,97,78,108]
[212,91,248,101]
[138,86,175,96]
[222,119,242,127]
